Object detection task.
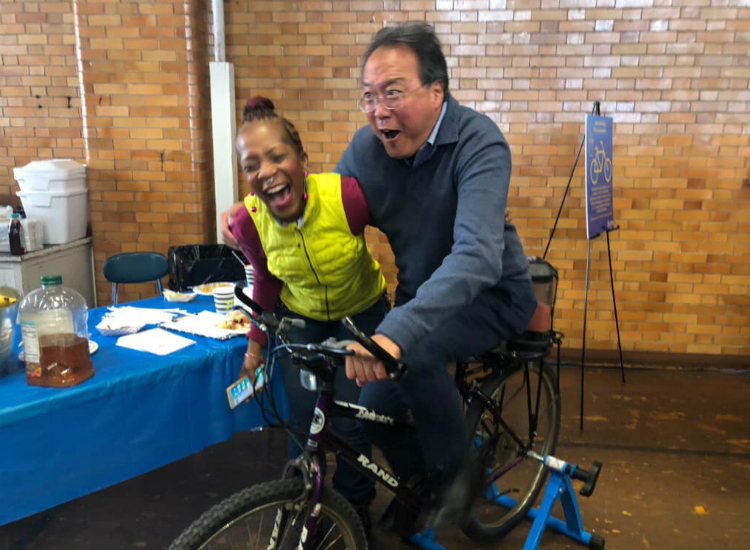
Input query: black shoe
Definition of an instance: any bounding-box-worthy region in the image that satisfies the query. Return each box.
[424,456,485,529]
[378,475,432,539]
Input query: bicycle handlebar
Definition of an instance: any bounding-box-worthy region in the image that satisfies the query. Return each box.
[233,285,264,315]
[233,285,407,379]
[233,286,304,335]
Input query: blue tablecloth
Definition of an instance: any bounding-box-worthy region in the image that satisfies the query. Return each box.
[0,295,287,526]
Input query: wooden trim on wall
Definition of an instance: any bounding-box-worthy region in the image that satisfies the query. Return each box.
[559,348,750,370]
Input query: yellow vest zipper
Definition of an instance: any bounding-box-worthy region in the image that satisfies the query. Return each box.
[295,227,331,320]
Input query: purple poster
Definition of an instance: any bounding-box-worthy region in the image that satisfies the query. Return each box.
[585,115,614,239]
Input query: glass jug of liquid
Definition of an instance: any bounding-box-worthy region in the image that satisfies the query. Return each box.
[17,275,94,387]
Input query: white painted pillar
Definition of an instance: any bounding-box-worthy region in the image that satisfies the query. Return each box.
[210,62,238,243]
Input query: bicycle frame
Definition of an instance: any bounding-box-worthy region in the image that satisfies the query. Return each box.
[282,385,424,549]
[281,353,548,549]
[233,286,554,549]
[456,352,549,488]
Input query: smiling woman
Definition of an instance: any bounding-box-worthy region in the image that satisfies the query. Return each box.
[228,96,390,524]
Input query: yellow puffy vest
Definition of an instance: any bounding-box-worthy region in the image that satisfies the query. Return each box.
[245,173,386,321]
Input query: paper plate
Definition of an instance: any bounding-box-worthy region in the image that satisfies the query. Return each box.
[19,339,98,361]
[191,282,236,296]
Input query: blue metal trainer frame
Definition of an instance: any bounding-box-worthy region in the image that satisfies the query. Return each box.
[408,452,605,550]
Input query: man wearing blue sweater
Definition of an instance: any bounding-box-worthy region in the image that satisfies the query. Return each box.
[339,23,537,528]
[221,21,536,533]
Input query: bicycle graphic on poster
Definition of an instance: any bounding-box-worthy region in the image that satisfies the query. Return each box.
[589,140,612,185]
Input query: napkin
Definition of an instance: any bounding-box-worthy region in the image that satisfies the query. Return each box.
[116,327,196,356]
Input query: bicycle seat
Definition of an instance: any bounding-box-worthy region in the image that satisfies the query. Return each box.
[507,330,553,357]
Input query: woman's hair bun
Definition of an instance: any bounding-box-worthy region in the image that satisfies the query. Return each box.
[244,96,275,120]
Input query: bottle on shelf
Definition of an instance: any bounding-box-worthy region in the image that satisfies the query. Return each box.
[17,275,94,387]
[9,213,24,256]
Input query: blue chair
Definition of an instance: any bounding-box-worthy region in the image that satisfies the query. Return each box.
[103,252,169,305]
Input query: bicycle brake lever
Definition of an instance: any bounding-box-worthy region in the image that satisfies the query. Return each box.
[340,317,407,379]
[279,317,306,332]
[321,338,357,350]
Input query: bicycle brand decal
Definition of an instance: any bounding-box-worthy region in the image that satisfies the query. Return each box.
[310,407,325,434]
[357,454,399,487]
[334,400,396,425]
[267,506,285,550]
[297,505,320,549]
[297,526,307,550]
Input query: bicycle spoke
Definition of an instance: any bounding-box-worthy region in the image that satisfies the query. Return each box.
[316,526,343,550]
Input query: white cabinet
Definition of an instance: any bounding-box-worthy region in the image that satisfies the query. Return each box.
[0,237,96,308]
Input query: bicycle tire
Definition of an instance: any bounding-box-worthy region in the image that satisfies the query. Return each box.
[169,478,367,550]
[461,360,561,543]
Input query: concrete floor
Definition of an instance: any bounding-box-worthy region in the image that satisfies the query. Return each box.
[2,365,749,550]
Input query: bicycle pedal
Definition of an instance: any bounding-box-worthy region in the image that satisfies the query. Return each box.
[378,497,425,539]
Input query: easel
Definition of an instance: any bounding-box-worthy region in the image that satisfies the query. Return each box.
[543,101,626,430]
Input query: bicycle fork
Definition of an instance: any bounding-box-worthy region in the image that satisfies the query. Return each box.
[266,456,326,550]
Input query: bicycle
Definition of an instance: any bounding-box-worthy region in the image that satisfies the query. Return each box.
[169,262,562,550]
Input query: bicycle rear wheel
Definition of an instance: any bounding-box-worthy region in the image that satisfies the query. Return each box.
[169,478,367,550]
[461,360,560,543]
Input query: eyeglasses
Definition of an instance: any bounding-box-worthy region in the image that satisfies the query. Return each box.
[357,86,424,114]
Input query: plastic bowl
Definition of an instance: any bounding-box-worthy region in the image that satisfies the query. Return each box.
[163,289,197,303]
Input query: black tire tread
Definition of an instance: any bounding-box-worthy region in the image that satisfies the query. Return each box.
[169,478,367,550]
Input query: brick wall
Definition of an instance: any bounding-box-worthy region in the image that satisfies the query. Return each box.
[74,0,213,304]
[1,0,748,360]
[224,1,750,360]
[0,0,84,194]
[1,0,214,305]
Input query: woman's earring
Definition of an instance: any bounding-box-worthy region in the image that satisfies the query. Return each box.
[304,171,308,200]
[250,191,255,196]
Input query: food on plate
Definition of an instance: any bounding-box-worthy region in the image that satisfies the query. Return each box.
[217,310,251,330]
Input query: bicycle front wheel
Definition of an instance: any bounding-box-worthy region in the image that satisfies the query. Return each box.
[169,478,367,550]
[461,361,560,543]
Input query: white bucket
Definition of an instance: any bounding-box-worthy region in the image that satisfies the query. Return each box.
[13,159,87,193]
[16,189,89,245]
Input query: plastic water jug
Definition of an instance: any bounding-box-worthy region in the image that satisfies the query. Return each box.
[17,275,94,387]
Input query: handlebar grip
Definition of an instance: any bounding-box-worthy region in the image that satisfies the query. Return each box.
[234,285,264,315]
[572,461,602,497]
[233,285,280,332]
[341,317,407,379]
[289,318,306,330]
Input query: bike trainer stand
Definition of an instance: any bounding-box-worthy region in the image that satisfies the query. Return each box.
[408,452,605,550]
